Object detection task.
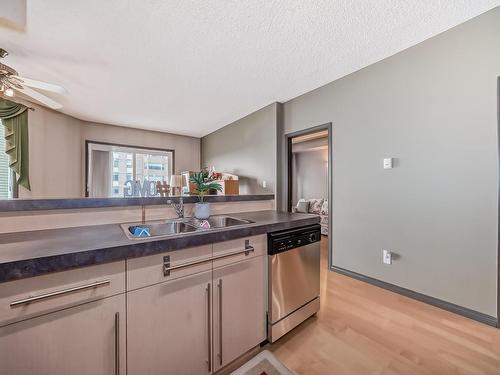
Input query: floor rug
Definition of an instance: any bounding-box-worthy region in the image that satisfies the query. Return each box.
[231,350,294,375]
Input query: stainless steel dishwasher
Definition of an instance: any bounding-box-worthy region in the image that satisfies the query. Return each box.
[267,224,321,342]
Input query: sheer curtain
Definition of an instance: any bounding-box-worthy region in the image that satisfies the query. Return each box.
[89,150,111,198]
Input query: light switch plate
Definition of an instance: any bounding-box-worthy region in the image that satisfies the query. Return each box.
[382,249,392,265]
[383,158,393,169]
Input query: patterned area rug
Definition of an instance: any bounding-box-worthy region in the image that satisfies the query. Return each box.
[231,350,294,375]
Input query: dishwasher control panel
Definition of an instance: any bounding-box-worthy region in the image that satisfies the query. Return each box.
[268,224,321,255]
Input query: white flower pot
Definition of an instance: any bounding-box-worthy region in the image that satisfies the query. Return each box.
[194,202,210,219]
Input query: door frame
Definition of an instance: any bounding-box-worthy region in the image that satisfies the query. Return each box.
[497,76,500,327]
[285,122,333,269]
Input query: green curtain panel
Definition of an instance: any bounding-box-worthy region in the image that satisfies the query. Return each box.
[0,99,30,190]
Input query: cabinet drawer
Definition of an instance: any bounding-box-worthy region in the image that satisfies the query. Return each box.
[0,261,125,327]
[213,234,266,269]
[0,294,126,375]
[127,244,212,290]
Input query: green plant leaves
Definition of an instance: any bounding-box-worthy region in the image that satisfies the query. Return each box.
[189,171,223,202]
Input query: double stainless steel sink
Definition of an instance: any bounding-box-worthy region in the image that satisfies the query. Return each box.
[121,215,254,240]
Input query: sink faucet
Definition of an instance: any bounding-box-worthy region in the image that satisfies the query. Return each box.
[167,197,184,218]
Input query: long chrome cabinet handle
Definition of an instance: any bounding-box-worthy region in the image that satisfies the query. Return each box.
[163,244,254,276]
[206,283,212,372]
[115,312,120,375]
[218,279,223,366]
[211,245,255,262]
[10,279,111,308]
[163,256,213,275]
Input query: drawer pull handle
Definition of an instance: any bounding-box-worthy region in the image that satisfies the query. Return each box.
[212,244,255,262]
[10,279,111,308]
[163,256,213,276]
[218,278,223,366]
[206,283,212,372]
[163,243,255,276]
[115,312,120,375]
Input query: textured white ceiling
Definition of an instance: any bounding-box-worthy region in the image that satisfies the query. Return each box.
[1,1,499,137]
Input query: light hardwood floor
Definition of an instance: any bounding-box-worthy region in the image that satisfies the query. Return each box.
[269,237,500,374]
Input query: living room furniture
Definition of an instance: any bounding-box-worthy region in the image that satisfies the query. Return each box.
[292,198,328,236]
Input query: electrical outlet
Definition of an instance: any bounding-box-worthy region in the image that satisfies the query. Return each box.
[382,249,392,265]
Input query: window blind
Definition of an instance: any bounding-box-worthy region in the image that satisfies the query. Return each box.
[0,121,9,198]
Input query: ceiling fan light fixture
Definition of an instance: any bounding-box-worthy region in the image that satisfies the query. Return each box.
[0,50,64,109]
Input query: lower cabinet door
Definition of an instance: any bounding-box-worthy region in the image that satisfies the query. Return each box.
[127,270,213,375]
[0,294,126,375]
[213,256,266,371]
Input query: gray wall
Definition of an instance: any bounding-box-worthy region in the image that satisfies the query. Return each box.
[280,8,500,316]
[292,147,328,205]
[201,103,279,195]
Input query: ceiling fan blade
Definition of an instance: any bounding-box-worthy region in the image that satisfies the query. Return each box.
[13,76,67,94]
[14,86,63,109]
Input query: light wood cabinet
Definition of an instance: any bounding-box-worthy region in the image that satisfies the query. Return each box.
[0,235,268,375]
[127,236,267,374]
[127,244,212,291]
[127,270,213,375]
[0,294,126,375]
[0,261,125,327]
[213,256,267,371]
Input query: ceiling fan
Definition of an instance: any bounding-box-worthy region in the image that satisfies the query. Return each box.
[0,48,66,109]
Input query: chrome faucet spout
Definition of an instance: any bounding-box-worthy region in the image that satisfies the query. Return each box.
[167,197,184,218]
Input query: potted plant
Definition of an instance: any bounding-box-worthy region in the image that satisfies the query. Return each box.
[189,171,222,219]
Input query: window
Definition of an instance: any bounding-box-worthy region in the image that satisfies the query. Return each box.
[86,141,174,198]
[0,121,12,199]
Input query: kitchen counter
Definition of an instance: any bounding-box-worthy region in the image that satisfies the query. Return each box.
[0,210,319,283]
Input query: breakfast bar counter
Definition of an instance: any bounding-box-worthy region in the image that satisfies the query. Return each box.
[0,210,319,283]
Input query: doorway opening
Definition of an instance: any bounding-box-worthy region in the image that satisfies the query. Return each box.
[286,123,332,268]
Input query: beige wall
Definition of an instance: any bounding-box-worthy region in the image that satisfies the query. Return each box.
[23,104,83,198]
[81,122,200,175]
[18,104,201,198]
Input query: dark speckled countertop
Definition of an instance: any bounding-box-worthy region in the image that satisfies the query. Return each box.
[0,210,319,283]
